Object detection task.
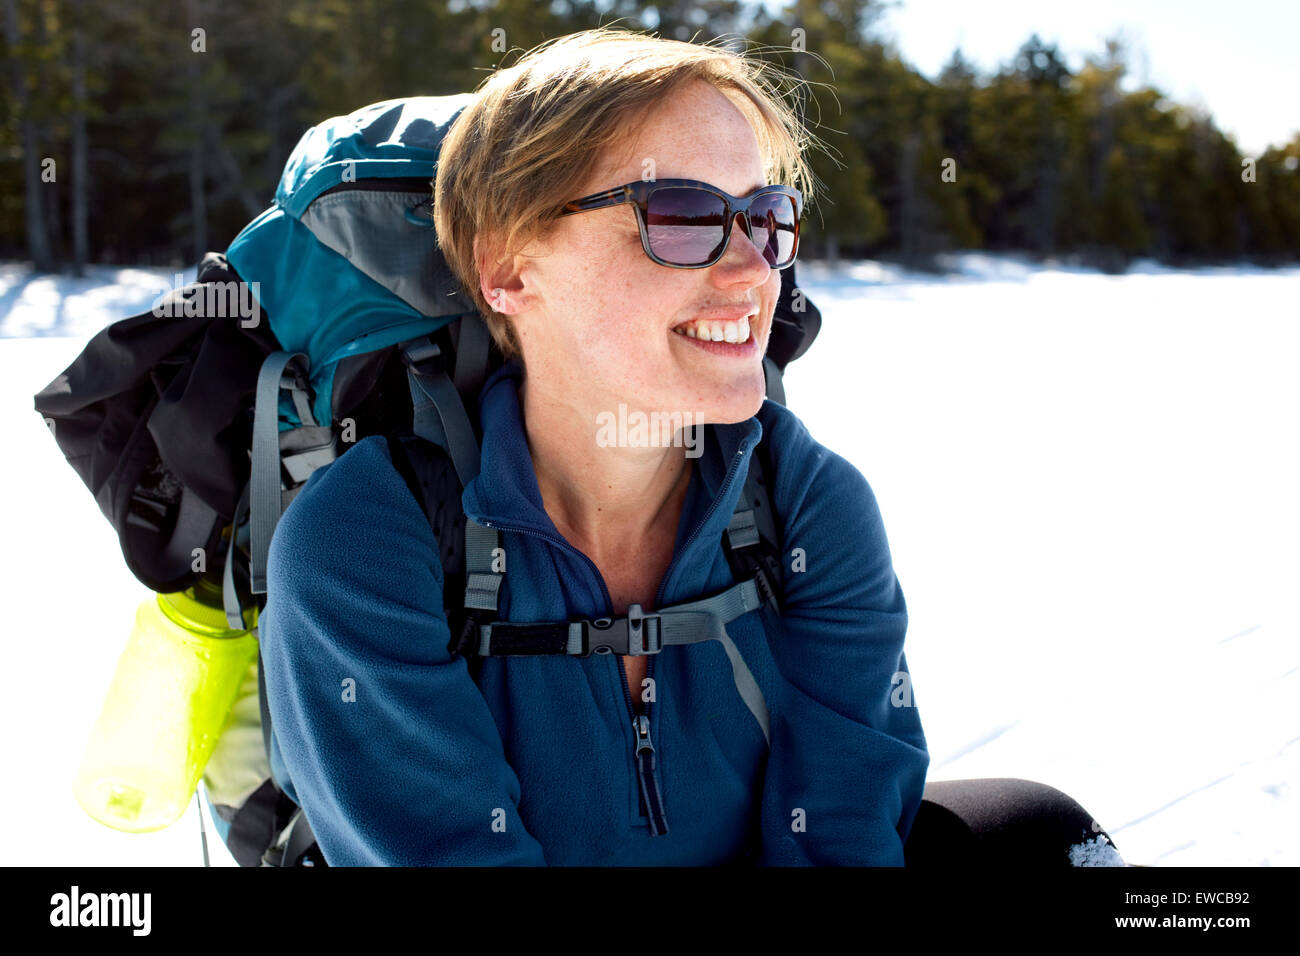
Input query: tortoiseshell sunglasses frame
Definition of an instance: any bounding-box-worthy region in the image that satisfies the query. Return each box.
[557,178,803,269]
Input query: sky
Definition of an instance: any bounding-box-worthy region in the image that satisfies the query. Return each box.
[871,0,1299,156]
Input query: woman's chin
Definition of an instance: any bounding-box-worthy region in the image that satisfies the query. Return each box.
[688,386,767,427]
[642,359,768,427]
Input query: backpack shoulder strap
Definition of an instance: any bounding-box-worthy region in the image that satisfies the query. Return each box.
[383,430,488,682]
[721,429,784,615]
[249,430,474,869]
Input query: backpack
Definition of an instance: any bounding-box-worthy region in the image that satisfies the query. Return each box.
[34,94,823,867]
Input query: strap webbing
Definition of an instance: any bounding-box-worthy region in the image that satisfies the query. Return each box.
[717,630,771,745]
[471,572,771,744]
[653,574,767,638]
[723,429,782,615]
[261,806,318,867]
[223,480,251,630]
[250,351,311,595]
[476,573,767,657]
[463,518,502,611]
[452,312,490,400]
[257,644,274,775]
[762,353,786,406]
[727,440,779,572]
[725,508,760,549]
[402,337,480,490]
[456,516,503,657]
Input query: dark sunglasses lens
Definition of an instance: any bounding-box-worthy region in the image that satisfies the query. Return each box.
[645,187,798,266]
[645,187,728,265]
[747,192,798,267]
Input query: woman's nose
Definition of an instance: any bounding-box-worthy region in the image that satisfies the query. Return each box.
[731,209,751,243]
[725,209,770,271]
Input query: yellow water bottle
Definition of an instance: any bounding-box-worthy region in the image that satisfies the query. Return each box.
[73,575,259,832]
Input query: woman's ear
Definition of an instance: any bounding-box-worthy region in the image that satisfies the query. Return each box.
[473,233,513,314]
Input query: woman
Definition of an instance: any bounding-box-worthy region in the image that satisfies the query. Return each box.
[260,28,1111,867]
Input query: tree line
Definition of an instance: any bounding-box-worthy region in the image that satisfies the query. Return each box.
[3,0,1297,274]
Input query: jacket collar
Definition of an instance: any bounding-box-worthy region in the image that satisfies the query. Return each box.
[461,358,764,585]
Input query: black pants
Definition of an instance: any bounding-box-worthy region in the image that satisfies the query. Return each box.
[903,777,1121,867]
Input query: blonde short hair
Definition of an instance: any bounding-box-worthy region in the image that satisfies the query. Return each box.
[432,26,818,365]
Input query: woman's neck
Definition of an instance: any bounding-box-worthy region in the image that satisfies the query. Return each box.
[518,375,692,559]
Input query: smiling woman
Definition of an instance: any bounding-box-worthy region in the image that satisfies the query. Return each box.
[432,31,822,595]
[432,29,825,738]
[258,25,932,867]
[248,24,1131,869]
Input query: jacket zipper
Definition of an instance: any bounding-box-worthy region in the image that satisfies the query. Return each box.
[476,444,749,840]
[476,518,672,834]
[631,447,749,836]
[617,653,667,834]
[634,714,668,834]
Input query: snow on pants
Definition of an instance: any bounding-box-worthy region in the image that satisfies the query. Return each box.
[903,777,1121,866]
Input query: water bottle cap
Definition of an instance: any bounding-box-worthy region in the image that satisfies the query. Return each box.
[158,582,257,636]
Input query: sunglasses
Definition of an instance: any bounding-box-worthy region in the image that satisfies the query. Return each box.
[558,178,802,269]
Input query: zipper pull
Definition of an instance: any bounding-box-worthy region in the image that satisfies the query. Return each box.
[634,714,669,836]
[634,714,654,754]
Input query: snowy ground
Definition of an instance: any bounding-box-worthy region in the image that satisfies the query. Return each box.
[2,253,1296,867]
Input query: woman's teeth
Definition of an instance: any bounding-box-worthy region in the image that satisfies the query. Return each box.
[672,315,751,343]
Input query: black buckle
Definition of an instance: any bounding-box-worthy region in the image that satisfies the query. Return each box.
[447,609,482,658]
[582,604,662,656]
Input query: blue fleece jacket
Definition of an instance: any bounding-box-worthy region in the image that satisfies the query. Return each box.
[260,358,929,866]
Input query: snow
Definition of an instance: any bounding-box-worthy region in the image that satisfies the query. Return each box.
[2,253,1297,867]
[1069,835,1127,867]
